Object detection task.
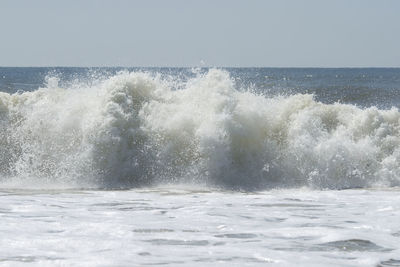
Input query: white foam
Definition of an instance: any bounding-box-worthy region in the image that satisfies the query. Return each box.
[1,69,399,189]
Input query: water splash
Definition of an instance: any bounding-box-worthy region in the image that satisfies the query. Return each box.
[1,69,400,189]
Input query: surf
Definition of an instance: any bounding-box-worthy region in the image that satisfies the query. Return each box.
[1,69,399,190]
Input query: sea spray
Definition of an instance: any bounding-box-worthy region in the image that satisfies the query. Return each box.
[0,69,399,189]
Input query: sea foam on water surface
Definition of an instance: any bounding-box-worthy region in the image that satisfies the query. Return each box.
[0,69,400,190]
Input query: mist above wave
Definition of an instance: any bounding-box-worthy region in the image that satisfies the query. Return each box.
[0,69,399,190]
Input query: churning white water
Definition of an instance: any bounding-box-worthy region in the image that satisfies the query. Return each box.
[1,188,400,266]
[1,69,400,190]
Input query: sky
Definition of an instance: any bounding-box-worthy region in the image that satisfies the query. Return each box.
[0,0,399,67]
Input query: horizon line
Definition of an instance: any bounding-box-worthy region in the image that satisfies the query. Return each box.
[1,66,400,69]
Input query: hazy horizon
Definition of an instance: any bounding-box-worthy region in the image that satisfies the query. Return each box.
[1,0,399,68]
[1,66,400,69]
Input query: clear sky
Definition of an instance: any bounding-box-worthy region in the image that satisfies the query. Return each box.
[0,0,399,67]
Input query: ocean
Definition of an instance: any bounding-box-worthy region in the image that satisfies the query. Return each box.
[1,67,400,266]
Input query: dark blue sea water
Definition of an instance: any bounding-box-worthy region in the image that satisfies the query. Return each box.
[2,67,400,108]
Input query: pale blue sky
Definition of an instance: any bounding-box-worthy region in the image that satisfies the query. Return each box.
[0,0,399,67]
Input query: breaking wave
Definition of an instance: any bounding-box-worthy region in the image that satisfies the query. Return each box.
[1,69,400,190]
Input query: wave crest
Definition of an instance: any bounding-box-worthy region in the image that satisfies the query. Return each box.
[1,69,399,190]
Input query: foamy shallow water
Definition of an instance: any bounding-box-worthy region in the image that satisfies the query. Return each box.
[1,188,399,266]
